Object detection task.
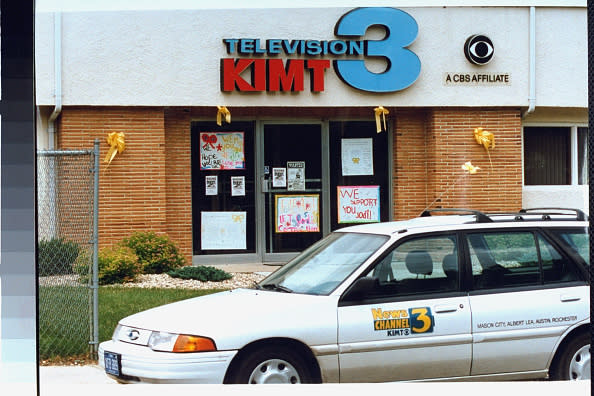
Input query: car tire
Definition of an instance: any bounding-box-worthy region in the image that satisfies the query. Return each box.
[229,345,313,384]
[550,332,590,380]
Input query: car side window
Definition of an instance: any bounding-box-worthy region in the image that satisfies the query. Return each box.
[369,234,459,297]
[467,231,540,289]
[467,231,581,290]
[538,235,580,283]
[551,228,589,266]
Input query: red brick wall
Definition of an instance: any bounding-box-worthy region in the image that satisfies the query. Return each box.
[57,106,193,263]
[56,105,523,263]
[393,108,523,220]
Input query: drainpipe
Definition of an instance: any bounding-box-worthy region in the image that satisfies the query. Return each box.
[48,11,62,149]
[522,6,536,118]
[47,12,62,239]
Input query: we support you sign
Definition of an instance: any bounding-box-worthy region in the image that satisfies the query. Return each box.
[338,185,380,223]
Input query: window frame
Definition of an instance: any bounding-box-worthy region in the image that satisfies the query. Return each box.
[522,123,588,186]
[462,227,587,296]
[342,231,468,305]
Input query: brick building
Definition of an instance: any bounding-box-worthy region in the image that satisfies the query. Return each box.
[35,3,588,265]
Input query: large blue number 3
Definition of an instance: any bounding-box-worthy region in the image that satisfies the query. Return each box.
[334,7,421,92]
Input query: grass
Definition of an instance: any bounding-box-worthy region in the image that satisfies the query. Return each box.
[39,285,224,361]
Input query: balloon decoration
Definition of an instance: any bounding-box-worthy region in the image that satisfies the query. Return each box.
[420,161,481,215]
[462,161,480,174]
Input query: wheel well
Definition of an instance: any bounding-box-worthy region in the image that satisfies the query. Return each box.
[549,324,590,373]
[223,338,322,384]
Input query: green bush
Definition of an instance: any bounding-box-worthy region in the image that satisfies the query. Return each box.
[75,245,141,285]
[38,238,81,276]
[167,266,233,282]
[121,231,185,274]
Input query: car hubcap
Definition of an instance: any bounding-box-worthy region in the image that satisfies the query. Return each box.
[248,359,301,384]
[569,344,591,380]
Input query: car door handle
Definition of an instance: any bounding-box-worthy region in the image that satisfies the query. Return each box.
[560,294,581,302]
[434,304,459,313]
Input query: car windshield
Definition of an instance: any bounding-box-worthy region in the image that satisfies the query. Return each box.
[258,232,389,295]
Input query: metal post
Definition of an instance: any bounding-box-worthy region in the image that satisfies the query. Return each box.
[92,139,100,357]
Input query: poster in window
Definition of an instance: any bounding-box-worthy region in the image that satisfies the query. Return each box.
[205,175,218,196]
[287,161,305,191]
[337,185,380,223]
[201,211,246,250]
[272,167,286,188]
[200,132,245,170]
[275,194,319,233]
[231,176,245,196]
[341,138,374,176]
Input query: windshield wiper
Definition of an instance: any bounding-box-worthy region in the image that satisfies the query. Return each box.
[260,283,293,293]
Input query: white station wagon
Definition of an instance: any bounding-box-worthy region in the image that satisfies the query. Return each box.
[99,208,590,384]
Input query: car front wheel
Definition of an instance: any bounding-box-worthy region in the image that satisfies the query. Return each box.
[229,346,313,384]
[551,333,590,380]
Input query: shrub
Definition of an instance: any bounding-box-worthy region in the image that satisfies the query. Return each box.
[38,237,81,276]
[121,231,185,274]
[167,266,232,282]
[75,245,140,285]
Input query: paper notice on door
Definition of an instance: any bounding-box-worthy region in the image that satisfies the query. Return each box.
[201,211,247,250]
[287,161,305,191]
[272,168,286,188]
[341,138,374,176]
[231,176,245,196]
[205,175,218,195]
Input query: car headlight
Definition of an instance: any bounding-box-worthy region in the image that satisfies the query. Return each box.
[112,324,123,342]
[148,331,217,353]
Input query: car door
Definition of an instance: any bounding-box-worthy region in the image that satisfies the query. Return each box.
[337,233,472,382]
[466,229,589,376]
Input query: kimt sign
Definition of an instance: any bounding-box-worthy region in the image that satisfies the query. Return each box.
[220,8,421,93]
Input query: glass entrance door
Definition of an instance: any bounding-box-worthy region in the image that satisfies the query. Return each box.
[262,123,324,259]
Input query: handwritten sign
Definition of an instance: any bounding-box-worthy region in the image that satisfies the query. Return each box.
[201,211,247,250]
[200,132,245,170]
[275,195,319,233]
[337,185,380,223]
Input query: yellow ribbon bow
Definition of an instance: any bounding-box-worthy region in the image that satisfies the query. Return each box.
[374,106,389,133]
[104,132,126,167]
[216,106,231,126]
[473,127,495,168]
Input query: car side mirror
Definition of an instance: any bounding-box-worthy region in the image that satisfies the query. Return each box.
[342,276,379,301]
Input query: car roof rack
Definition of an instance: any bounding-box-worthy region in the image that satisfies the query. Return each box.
[518,207,588,221]
[419,208,493,223]
[419,207,588,223]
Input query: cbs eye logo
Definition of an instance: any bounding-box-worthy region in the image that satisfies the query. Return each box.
[464,35,494,65]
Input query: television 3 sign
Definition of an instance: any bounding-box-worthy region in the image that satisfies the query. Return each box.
[220,8,421,93]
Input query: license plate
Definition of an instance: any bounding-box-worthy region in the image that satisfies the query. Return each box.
[104,351,121,377]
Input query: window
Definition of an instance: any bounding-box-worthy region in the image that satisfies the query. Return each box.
[467,231,580,290]
[523,126,588,185]
[550,228,589,266]
[368,234,459,297]
[538,235,580,283]
[467,232,540,289]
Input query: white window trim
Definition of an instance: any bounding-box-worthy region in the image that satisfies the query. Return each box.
[522,122,588,186]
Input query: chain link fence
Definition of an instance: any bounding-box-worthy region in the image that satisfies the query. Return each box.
[37,142,99,360]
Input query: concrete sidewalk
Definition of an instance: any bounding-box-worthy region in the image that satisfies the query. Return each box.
[40,364,117,385]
